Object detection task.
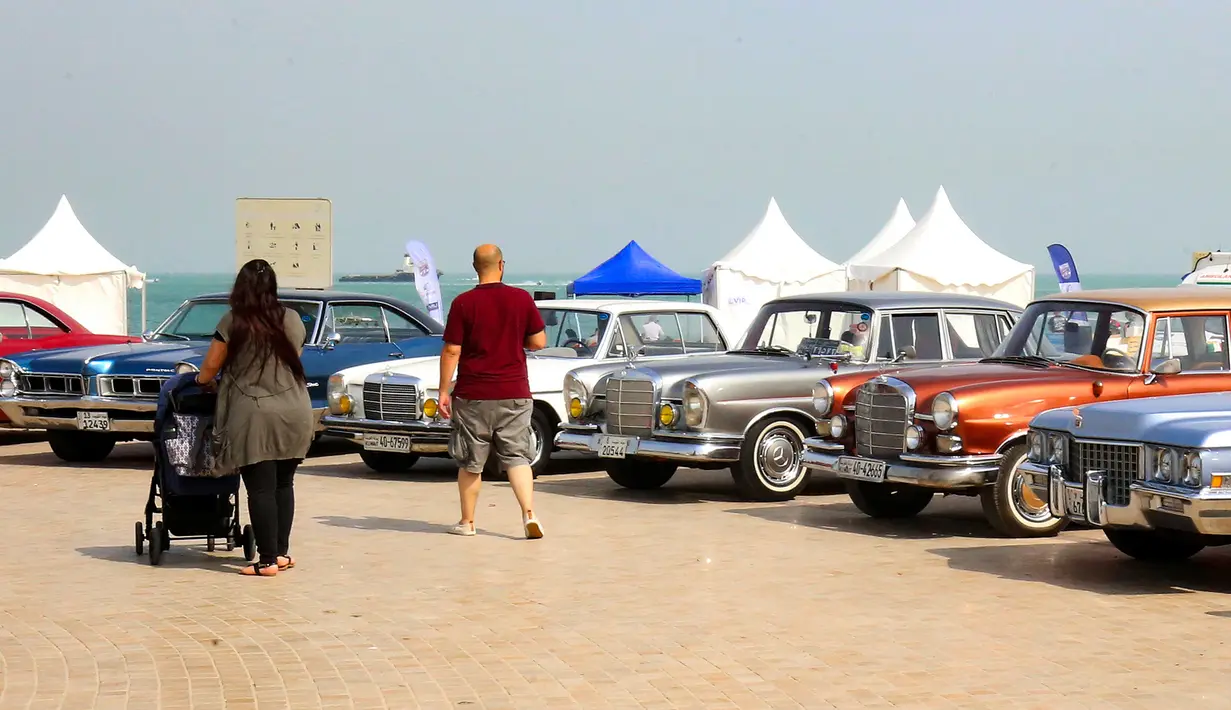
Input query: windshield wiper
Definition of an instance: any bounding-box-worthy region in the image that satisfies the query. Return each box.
[732,346,796,356]
[979,354,1055,368]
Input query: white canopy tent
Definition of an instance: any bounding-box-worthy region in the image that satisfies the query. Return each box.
[844,198,916,291]
[0,195,146,335]
[703,197,846,339]
[844,187,1034,307]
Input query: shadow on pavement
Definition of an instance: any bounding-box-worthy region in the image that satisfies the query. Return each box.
[535,469,848,505]
[0,430,47,446]
[76,544,254,573]
[930,538,1231,596]
[314,515,520,540]
[726,497,1005,540]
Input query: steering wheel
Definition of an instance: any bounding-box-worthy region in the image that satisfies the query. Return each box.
[563,338,588,351]
[1102,347,1132,368]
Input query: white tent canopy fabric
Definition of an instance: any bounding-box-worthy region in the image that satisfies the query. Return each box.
[0,195,145,334]
[845,187,1034,307]
[703,197,846,339]
[844,198,916,291]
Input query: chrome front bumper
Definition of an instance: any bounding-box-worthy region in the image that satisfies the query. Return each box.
[1023,461,1231,535]
[800,437,1003,490]
[553,424,743,463]
[320,414,452,453]
[0,397,327,435]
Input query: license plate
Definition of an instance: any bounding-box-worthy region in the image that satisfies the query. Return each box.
[835,456,887,482]
[363,433,411,453]
[76,412,110,431]
[596,435,631,459]
[1065,486,1085,518]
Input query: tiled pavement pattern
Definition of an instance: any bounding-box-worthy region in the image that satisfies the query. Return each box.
[2,437,1231,710]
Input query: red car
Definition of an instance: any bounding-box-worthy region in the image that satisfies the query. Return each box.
[0,292,140,424]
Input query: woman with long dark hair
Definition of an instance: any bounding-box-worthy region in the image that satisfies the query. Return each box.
[195,259,314,577]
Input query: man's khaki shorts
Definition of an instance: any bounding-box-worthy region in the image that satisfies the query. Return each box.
[448,397,534,474]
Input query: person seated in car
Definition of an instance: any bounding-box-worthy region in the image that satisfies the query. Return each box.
[641,315,664,342]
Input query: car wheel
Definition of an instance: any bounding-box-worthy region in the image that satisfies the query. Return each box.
[1104,529,1206,562]
[845,480,934,518]
[482,407,551,481]
[980,444,1068,538]
[358,450,420,473]
[730,417,811,501]
[48,431,116,463]
[605,460,678,490]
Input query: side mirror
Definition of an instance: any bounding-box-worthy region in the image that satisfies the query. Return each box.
[1152,358,1182,375]
[142,330,155,342]
[323,332,342,350]
[895,345,917,362]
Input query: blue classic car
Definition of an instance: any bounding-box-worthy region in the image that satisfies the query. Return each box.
[0,289,443,462]
[1022,392,1231,562]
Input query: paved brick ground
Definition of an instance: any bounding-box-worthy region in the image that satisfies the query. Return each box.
[2,436,1231,709]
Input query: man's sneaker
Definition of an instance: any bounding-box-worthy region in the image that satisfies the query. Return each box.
[523,516,544,540]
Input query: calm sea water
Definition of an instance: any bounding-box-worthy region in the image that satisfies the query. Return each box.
[124,272,1182,335]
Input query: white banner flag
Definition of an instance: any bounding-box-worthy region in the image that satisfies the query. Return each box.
[404,241,443,324]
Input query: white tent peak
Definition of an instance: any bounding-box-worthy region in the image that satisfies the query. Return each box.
[711,197,840,284]
[0,195,144,282]
[845,198,915,265]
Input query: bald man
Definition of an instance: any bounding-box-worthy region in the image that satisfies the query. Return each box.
[438,244,548,539]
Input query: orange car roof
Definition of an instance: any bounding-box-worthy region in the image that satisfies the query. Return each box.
[1037,286,1231,312]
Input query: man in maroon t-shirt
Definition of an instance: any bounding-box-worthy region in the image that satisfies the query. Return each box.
[438,244,547,539]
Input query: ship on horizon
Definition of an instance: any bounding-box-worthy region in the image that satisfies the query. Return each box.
[338,253,443,283]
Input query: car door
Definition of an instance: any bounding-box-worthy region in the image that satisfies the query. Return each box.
[1128,311,1231,398]
[939,309,1012,362]
[298,301,419,405]
[873,311,948,365]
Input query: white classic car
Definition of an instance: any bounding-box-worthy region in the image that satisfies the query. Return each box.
[321,298,732,477]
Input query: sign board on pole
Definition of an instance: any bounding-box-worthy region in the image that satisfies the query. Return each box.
[236,198,332,289]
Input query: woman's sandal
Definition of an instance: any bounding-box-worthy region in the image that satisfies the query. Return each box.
[240,561,279,577]
[277,556,295,571]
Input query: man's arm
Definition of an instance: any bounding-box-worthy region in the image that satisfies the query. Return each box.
[524,330,546,350]
[438,343,461,396]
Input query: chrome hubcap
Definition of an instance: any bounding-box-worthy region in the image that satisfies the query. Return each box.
[757,428,803,488]
[529,424,543,466]
[1011,461,1051,523]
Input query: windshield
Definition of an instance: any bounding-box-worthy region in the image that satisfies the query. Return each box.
[153,299,321,341]
[537,308,610,358]
[739,303,874,361]
[993,301,1146,372]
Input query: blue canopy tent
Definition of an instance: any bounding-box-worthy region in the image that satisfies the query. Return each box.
[567,240,702,298]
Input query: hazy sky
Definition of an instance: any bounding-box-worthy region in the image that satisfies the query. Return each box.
[2,1,1228,276]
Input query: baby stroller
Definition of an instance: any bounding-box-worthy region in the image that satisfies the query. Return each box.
[135,373,255,566]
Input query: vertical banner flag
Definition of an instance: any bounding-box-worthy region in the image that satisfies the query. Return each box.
[404,241,443,324]
[1046,243,1081,292]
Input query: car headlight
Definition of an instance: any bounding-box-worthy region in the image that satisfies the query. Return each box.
[423,398,439,419]
[904,425,924,450]
[1183,451,1202,487]
[1154,447,1175,483]
[931,392,958,431]
[564,373,588,420]
[812,380,834,417]
[1047,433,1066,464]
[0,359,17,380]
[683,381,706,428]
[1027,430,1044,462]
[173,362,199,375]
[829,414,847,439]
[659,403,678,427]
[326,374,351,415]
[0,379,14,397]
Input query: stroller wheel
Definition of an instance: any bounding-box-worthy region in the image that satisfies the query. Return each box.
[241,524,256,562]
[207,537,216,552]
[135,522,144,556]
[150,521,166,566]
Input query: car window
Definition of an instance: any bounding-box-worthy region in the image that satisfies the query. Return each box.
[158,301,230,339]
[1151,315,1229,372]
[676,312,726,353]
[945,312,1006,358]
[743,305,872,360]
[881,314,944,360]
[538,309,608,358]
[384,308,429,341]
[0,301,68,340]
[323,304,391,343]
[998,303,1146,372]
[621,314,684,356]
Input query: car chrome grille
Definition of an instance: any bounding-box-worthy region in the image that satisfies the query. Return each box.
[605,376,656,436]
[98,376,167,398]
[363,381,420,423]
[17,373,85,396]
[1069,440,1139,507]
[854,381,910,457]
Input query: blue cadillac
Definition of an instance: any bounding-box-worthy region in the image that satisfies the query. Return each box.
[0,290,443,462]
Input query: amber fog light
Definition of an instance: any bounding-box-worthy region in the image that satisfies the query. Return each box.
[569,396,584,419]
[658,403,678,427]
[423,398,439,419]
